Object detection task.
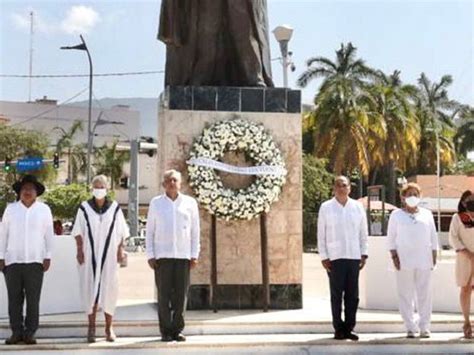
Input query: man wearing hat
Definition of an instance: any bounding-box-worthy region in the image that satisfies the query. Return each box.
[0,174,54,345]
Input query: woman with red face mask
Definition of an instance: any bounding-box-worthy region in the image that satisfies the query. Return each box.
[449,190,474,339]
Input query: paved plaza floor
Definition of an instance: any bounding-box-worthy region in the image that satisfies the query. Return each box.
[1,253,472,354]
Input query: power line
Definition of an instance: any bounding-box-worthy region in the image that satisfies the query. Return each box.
[10,87,89,127]
[1,70,164,79]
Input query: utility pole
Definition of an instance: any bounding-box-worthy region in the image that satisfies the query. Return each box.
[60,35,93,184]
[128,138,139,237]
[435,128,441,235]
[28,11,34,102]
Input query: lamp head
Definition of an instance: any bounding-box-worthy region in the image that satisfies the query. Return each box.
[272,25,294,42]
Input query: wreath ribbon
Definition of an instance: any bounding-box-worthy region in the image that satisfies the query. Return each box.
[187,157,287,176]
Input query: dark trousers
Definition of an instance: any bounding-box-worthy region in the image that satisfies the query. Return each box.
[3,263,44,337]
[328,259,360,333]
[154,258,190,336]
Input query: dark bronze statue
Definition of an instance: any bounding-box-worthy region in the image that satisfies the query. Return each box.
[158,0,274,87]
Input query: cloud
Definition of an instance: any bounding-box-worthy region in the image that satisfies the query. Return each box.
[10,6,100,35]
[11,13,30,30]
[61,6,100,34]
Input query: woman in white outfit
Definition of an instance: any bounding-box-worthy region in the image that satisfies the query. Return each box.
[72,175,129,343]
[387,182,438,338]
[448,190,474,339]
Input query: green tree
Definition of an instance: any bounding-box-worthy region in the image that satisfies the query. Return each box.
[297,43,381,177]
[302,154,334,249]
[454,106,474,158]
[54,120,84,183]
[414,73,458,174]
[303,154,334,212]
[0,125,54,215]
[448,157,474,176]
[69,144,87,183]
[94,141,130,190]
[369,70,419,203]
[43,184,90,220]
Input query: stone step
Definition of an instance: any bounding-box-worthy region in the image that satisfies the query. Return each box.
[0,320,466,339]
[0,333,473,354]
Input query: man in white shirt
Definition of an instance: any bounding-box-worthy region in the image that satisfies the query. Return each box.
[0,175,54,345]
[317,176,368,341]
[146,169,200,342]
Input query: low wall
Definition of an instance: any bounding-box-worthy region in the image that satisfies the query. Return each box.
[360,236,463,313]
[0,236,82,318]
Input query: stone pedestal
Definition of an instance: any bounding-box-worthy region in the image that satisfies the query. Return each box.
[157,86,302,309]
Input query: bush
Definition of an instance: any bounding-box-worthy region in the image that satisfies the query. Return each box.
[43,184,90,220]
[302,154,334,250]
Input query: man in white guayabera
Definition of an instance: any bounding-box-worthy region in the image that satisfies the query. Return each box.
[317,175,368,341]
[0,175,54,345]
[146,169,200,342]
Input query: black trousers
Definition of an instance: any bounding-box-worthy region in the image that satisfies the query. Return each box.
[154,258,190,336]
[3,263,44,337]
[327,259,360,333]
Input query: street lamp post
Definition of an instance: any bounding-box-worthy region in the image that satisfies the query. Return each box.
[61,34,93,184]
[435,127,441,236]
[272,25,294,88]
[90,111,125,148]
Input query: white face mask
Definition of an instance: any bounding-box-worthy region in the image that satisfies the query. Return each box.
[405,196,420,208]
[92,188,107,200]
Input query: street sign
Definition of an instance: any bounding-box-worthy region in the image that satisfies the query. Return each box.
[16,157,44,172]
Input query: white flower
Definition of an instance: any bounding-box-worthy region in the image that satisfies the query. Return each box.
[187,119,286,221]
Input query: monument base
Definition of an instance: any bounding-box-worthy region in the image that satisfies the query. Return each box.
[158,86,303,310]
[188,284,302,310]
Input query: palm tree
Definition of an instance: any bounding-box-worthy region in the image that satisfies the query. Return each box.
[454,106,474,158]
[297,43,380,177]
[414,73,459,174]
[54,120,84,183]
[94,141,130,190]
[368,70,419,202]
[69,144,88,183]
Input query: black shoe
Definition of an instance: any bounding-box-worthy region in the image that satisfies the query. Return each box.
[5,334,23,345]
[173,333,186,342]
[23,336,37,345]
[334,331,346,340]
[161,334,173,342]
[345,331,359,341]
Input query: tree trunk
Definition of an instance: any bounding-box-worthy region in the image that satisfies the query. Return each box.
[67,148,72,184]
[387,160,396,204]
[370,168,379,186]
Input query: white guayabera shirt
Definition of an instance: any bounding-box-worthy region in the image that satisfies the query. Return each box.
[387,208,438,270]
[317,197,369,261]
[145,193,200,260]
[0,201,54,266]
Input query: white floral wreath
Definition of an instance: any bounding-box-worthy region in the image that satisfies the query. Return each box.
[187,119,287,221]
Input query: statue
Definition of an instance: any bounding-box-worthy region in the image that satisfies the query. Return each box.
[158,0,274,87]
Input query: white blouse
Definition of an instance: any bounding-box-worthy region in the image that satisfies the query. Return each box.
[387,207,439,270]
[0,201,54,266]
[145,193,200,260]
[317,197,369,261]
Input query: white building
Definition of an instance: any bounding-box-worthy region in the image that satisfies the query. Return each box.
[0,97,159,213]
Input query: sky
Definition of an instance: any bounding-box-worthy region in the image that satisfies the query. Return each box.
[0,0,473,106]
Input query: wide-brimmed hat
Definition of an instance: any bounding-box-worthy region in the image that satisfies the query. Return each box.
[12,174,45,196]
